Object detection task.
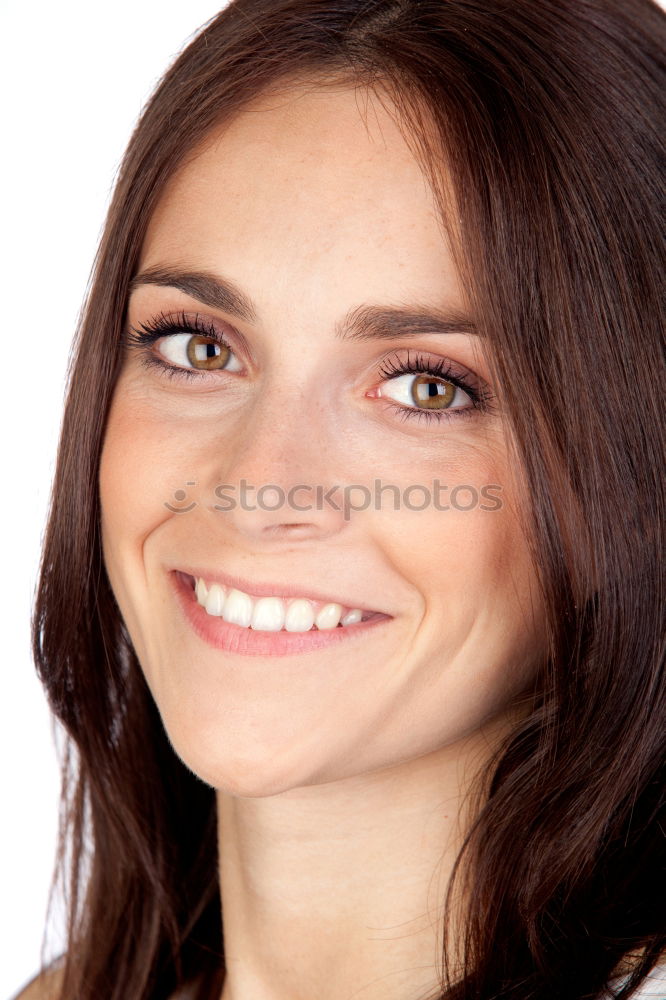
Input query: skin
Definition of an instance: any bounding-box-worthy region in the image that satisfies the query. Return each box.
[99,81,546,1000]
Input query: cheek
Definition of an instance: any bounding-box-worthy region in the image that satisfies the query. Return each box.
[385,496,538,641]
[99,382,195,549]
[371,458,543,711]
[98,382,197,658]
[368,506,542,771]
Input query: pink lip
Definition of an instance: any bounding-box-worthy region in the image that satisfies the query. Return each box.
[170,564,387,615]
[170,570,392,657]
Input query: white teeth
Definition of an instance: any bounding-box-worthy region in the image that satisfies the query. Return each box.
[204,582,225,616]
[251,597,286,632]
[193,576,365,633]
[222,588,253,628]
[314,603,343,630]
[284,598,316,632]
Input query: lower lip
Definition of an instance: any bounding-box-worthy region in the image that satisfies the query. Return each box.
[170,570,392,656]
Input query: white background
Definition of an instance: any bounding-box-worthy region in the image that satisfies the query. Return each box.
[0,4,228,996]
[1,1,665,998]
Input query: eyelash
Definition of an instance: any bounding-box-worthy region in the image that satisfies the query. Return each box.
[376,351,490,425]
[122,312,493,425]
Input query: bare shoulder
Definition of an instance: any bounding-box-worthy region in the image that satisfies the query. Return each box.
[11,966,65,1000]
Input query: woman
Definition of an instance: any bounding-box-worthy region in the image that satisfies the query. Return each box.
[17,1,665,998]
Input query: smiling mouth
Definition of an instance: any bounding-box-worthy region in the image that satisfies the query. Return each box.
[177,571,388,633]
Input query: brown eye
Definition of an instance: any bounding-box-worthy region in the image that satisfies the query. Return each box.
[379,371,472,415]
[410,375,456,409]
[157,333,243,373]
[186,335,232,370]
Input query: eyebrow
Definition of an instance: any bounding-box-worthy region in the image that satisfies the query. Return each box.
[129,266,478,341]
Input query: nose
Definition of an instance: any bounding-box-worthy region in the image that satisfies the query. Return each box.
[205,382,350,546]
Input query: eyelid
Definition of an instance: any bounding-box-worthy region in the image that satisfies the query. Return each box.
[126,308,244,351]
[123,314,495,424]
[375,349,491,407]
[378,372,474,411]
[124,310,246,368]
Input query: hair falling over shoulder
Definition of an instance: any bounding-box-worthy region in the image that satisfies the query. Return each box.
[31,1,665,998]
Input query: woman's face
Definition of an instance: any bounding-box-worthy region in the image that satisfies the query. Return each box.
[100,81,544,794]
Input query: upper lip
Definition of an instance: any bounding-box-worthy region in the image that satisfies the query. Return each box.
[173,566,390,615]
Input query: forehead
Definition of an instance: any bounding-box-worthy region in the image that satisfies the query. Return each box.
[138,82,462,309]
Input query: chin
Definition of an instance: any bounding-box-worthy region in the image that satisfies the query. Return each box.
[164,720,321,797]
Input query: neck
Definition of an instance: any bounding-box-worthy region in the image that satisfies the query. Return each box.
[216,717,513,1000]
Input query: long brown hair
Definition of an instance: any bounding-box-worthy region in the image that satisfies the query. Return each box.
[31,1,665,998]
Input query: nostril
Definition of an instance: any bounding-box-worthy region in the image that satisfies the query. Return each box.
[268,523,315,536]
